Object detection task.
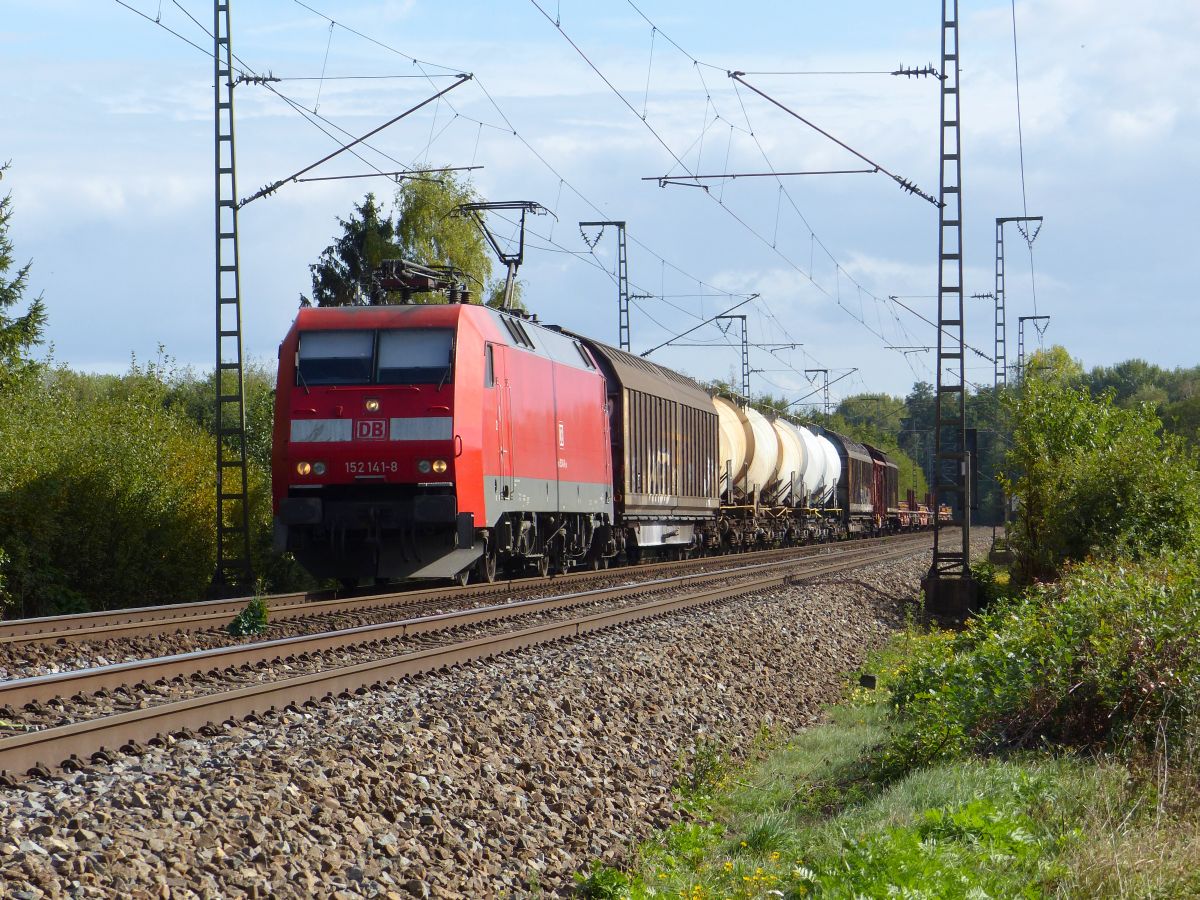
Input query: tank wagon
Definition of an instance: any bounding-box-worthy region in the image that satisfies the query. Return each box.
[272,296,919,586]
[706,399,910,550]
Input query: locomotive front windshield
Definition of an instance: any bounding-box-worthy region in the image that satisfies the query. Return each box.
[297,330,374,385]
[297,328,454,386]
[377,329,453,385]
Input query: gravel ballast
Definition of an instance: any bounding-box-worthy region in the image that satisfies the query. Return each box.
[0,543,955,898]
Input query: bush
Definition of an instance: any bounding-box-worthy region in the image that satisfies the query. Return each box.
[227,594,269,637]
[1002,373,1200,582]
[0,365,218,615]
[888,552,1200,767]
[0,354,317,616]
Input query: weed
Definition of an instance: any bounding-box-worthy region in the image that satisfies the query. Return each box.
[227,593,269,637]
[734,811,793,855]
[572,861,631,898]
[675,737,728,800]
[641,820,724,875]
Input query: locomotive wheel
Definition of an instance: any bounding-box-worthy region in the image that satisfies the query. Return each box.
[477,548,498,584]
[536,554,550,578]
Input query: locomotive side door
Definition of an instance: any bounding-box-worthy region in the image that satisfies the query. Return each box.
[487,343,514,504]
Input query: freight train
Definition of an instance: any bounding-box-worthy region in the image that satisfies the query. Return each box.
[271,297,932,586]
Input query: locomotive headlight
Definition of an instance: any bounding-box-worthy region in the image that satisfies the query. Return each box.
[296,461,312,476]
[365,398,380,412]
[312,462,327,475]
[417,459,432,474]
[431,459,448,474]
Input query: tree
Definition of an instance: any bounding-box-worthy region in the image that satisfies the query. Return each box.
[1163,394,1200,446]
[393,172,494,302]
[1001,363,1200,583]
[306,170,518,307]
[836,393,907,437]
[1087,358,1165,407]
[306,193,402,306]
[0,162,47,386]
[1022,344,1083,386]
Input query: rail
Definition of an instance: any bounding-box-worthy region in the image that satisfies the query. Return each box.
[0,535,932,783]
[0,532,930,646]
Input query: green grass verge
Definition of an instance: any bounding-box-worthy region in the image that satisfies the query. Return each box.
[578,703,1098,898]
[579,699,1200,898]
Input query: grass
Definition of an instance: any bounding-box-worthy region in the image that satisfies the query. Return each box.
[579,676,1200,897]
[579,701,1183,898]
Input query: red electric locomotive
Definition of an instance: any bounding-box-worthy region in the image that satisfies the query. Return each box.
[271,302,614,586]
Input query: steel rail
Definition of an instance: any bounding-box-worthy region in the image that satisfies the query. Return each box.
[0,538,929,782]
[1,538,929,708]
[0,533,930,646]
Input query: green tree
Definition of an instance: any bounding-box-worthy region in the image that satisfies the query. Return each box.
[1086,358,1165,406]
[837,393,907,437]
[0,162,47,387]
[305,170,523,308]
[306,193,402,306]
[1163,394,1200,446]
[392,172,494,302]
[1022,344,1083,386]
[160,358,277,473]
[1001,363,1200,582]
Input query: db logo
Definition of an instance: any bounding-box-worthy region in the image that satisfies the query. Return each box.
[355,419,387,441]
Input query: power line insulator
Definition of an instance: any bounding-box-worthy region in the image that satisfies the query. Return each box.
[891,64,943,80]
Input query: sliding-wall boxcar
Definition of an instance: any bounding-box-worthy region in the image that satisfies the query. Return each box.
[570,337,720,560]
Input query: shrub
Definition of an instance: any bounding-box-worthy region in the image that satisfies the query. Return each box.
[888,552,1200,766]
[0,366,217,615]
[1002,374,1200,582]
[227,594,269,637]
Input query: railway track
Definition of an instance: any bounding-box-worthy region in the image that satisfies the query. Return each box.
[0,533,931,784]
[0,532,930,648]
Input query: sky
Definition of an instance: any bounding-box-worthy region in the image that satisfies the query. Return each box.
[2,0,1197,408]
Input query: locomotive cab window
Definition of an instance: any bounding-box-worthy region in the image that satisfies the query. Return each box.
[296,330,374,385]
[377,329,454,385]
[573,341,595,370]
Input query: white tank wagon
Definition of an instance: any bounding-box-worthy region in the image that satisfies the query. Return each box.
[794,425,824,506]
[809,432,841,508]
[743,406,779,501]
[768,418,810,505]
[714,396,748,496]
[713,397,779,504]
